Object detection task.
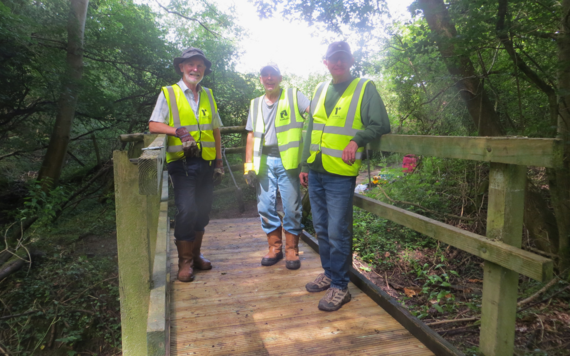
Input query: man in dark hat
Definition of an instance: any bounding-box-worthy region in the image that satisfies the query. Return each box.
[300,41,391,311]
[149,47,224,283]
[244,63,310,270]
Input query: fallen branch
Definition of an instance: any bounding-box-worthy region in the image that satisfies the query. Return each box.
[376,185,476,221]
[0,342,11,355]
[524,246,559,259]
[427,317,480,327]
[0,249,29,280]
[437,324,479,336]
[0,310,39,321]
[517,284,570,313]
[517,276,560,307]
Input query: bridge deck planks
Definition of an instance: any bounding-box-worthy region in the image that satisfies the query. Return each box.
[169,218,434,355]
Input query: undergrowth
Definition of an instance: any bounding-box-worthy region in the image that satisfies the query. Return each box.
[1,196,120,356]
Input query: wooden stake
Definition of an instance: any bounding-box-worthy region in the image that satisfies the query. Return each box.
[480,163,526,356]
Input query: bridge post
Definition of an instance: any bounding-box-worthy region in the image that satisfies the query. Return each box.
[113,145,162,356]
[480,163,526,356]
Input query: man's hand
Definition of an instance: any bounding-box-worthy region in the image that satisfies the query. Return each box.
[299,172,308,188]
[176,127,199,157]
[243,163,258,188]
[213,168,224,185]
[213,159,224,185]
[342,141,359,166]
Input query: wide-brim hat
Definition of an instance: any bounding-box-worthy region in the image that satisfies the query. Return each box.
[173,47,212,75]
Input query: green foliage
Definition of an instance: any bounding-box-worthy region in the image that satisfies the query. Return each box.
[0,0,256,183]
[353,208,435,269]
[16,180,67,227]
[376,0,562,138]
[282,72,330,99]
[254,0,386,33]
[1,196,119,355]
[0,254,120,355]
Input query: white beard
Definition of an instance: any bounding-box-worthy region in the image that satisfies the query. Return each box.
[183,72,203,85]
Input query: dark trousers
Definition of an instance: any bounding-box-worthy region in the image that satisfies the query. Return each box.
[167,157,214,242]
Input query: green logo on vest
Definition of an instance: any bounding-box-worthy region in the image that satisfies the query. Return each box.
[201,109,207,116]
[334,107,341,115]
[280,110,288,119]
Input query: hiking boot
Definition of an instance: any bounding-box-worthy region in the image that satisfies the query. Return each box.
[318,287,351,312]
[175,240,194,282]
[284,230,300,270]
[305,273,331,292]
[261,227,283,266]
[193,231,212,270]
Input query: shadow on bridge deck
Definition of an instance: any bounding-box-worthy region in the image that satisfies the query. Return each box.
[169,218,434,355]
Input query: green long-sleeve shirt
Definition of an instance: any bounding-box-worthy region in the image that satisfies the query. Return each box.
[301,77,391,174]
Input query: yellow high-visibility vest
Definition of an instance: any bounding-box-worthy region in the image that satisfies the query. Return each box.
[308,78,369,176]
[250,88,304,174]
[163,84,217,163]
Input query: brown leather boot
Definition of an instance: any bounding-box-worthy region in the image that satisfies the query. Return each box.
[175,240,194,282]
[193,231,212,270]
[284,230,301,270]
[261,227,283,266]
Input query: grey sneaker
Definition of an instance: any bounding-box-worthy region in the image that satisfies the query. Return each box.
[305,273,332,293]
[318,287,351,311]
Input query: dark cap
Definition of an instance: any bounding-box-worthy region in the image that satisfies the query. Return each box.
[173,47,212,75]
[325,41,352,59]
[260,62,281,75]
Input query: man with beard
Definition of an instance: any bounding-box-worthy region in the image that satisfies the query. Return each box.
[300,42,391,311]
[149,47,224,282]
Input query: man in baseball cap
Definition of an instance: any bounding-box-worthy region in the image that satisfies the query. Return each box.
[148,47,224,283]
[300,41,391,311]
[244,62,311,270]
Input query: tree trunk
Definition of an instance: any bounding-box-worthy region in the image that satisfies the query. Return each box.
[554,0,570,272]
[417,0,504,136]
[38,0,89,188]
[418,0,568,268]
[495,0,563,261]
[524,180,559,254]
[496,0,559,134]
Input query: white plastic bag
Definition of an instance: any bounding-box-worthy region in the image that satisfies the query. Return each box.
[354,184,368,194]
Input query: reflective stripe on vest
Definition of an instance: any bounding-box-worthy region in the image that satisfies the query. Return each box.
[250,88,304,174]
[163,85,217,163]
[308,78,369,176]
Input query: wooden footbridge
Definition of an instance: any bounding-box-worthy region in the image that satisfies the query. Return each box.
[114,128,562,356]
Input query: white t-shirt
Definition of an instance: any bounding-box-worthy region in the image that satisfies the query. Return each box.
[245,89,310,146]
[148,80,223,129]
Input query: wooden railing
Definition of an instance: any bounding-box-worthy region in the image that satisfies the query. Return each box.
[114,128,561,356]
[114,134,166,356]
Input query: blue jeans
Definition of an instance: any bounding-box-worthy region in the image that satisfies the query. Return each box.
[167,157,214,242]
[256,155,303,235]
[308,170,356,289]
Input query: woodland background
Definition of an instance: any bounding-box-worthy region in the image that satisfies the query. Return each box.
[0,0,569,355]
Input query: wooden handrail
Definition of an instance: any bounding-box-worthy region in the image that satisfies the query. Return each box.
[371,134,563,168]
[353,194,552,281]
[114,128,562,356]
[123,131,563,167]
